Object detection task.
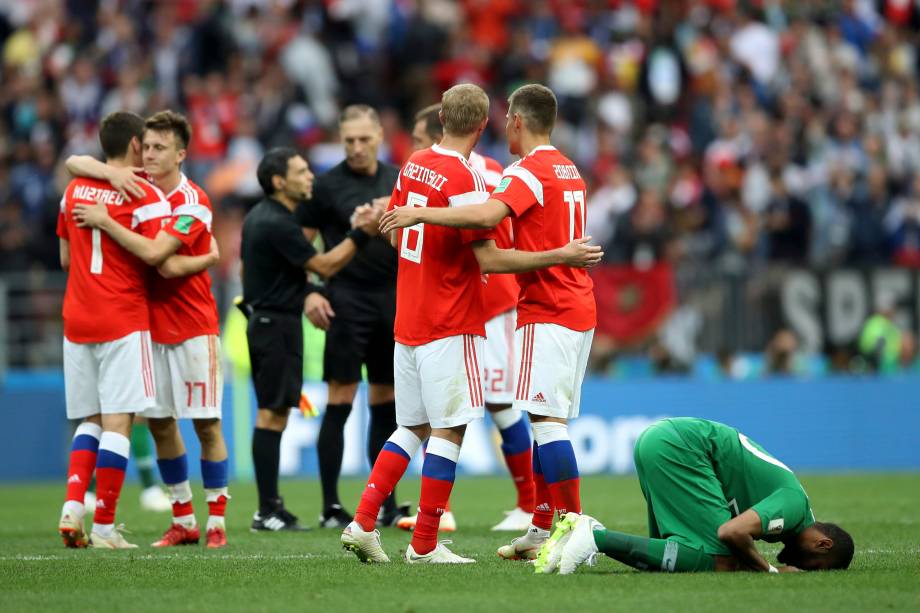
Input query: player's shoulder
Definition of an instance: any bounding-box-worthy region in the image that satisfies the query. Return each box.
[184,177,212,208]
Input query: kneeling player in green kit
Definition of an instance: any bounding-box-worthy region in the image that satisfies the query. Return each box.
[536,418,854,575]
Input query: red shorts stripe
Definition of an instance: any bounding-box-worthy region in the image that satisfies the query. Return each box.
[463,335,478,409]
[469,336,483,407]
[141,332,153,398]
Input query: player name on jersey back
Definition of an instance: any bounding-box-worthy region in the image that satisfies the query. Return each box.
[70,185,127,205]
[401,161,449,190]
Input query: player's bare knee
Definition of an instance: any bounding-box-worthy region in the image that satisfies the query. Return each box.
[431,424,466,446]
[101,413,133,436]
[193,418,221,445]
[407,423,431,441]
[147,417,177,441]
[83,414,102,427]
[368,384,395,405]
[327,380,359,405]
[256,408,288,431]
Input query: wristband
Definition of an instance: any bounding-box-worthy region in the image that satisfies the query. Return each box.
[768,564,779,573]
[347,228,370,248]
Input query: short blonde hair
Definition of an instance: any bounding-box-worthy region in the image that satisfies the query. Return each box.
[440,84,489,136]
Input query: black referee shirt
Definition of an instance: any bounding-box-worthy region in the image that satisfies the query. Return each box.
[296,160,399,289]
[241,197,317,315]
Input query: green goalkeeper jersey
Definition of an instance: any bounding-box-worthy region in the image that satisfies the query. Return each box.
[667,418,816,542]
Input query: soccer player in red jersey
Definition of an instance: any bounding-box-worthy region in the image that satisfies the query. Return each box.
[69,111,230,548]
[380,84,597,562]
[342,84,601,565]
[57,111,173,549]
[397,105,534,534]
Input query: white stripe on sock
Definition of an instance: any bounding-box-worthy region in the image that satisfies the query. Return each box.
[426,436,461,463]
[75,422,102,440]
[388,427,423,457]
[532,421,568,446]
[98,431,130,458]
[491,408,522,431]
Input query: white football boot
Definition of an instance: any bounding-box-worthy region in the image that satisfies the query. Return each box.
[496,524,550,560]
[89,525,138,549]
[405,541,475,564]
[558,514,605,575]
[535,512,581,574]
[491,507,534,532]
[341,521,390,563]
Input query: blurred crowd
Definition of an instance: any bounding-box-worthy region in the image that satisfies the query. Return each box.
[3,0,920,370]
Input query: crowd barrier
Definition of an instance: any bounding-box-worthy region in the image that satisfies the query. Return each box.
[2,371,918,482]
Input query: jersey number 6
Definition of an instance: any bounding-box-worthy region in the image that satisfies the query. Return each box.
[399,191,428,264]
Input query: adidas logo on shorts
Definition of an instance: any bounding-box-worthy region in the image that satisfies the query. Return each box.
[531,392,547,403]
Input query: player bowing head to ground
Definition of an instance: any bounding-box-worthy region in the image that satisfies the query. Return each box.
[57,111,173,549]
[536,418,854,575]
[70,110,230,548]
[343,83,601,565]
[397,104,535,534]
[380,84,599,563]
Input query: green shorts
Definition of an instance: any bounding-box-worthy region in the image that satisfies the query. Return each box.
[633,420,731,556]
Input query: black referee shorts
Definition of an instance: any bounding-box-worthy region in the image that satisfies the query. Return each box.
[323,284,395,385]
[247,310,303,411]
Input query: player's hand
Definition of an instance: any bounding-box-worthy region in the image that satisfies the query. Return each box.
[777,565,802,573]
[304,292,335,330]
[379,206,422,234]
[353,203,382,236]
[559,237,604,268]
[73,199,112,229]
[108,166,147,201]
[206,237,221,266]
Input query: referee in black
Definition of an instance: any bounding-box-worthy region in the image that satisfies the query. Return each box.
[296,105,404,528]
[242,147,380,531]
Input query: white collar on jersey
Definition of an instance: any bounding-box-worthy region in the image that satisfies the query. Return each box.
[431,143,469,160]
[164,172,189,200]
[527,145,557,157]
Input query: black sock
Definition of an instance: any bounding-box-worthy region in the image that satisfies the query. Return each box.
[317,403,352,510]
[252,427,282,513]
[369,401,398,513]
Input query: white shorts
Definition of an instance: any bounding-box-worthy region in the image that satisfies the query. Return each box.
[513,323,594,420]
[144,335,223,420]
[482,308,517,405]
[63,330,156,419]
[394,334,485,429]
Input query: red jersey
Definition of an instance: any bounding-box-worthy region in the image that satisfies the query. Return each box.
[389,144,493,345]
[57,177,169,343]
[147,174,220,344]
[470,151,519,320]
[490,145,596,331]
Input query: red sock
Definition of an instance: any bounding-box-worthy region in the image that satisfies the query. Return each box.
[504,448,535,512]
[412,476,454,555]
[531,471,554,530]
[208,495,227,519]
[355,447,411,531]
[547,478,581,517]
[64,423,100,504]
[410,440,459,555]
[93,432,130,526]
[173,500,194,519]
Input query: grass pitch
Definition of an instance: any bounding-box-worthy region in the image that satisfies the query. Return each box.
[1,474,919,612]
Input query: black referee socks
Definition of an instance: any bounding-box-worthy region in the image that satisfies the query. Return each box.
[252,428,282,512]
[317,403,353,509]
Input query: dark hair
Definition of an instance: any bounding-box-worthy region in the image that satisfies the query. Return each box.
[815,522,855,570]
[777,522,855,571]
[415,103,443,141]
[145,109,192,149]
[99,111,145,160]
[508,83,557,135]
[257,147,299,196]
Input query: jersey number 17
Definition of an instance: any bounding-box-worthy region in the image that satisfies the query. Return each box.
[563,190,586,242]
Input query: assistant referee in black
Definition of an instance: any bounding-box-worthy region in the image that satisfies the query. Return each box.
[295,105,403,528]
[242,147,379,531]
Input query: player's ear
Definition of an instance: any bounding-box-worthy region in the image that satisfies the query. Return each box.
[271,174,285,193]
[816,536,834,551]
[177,148,187,164]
